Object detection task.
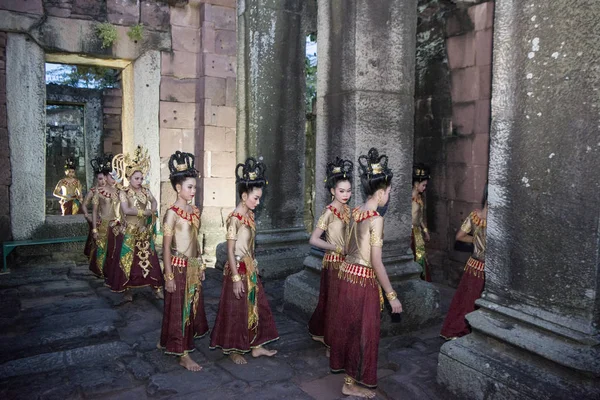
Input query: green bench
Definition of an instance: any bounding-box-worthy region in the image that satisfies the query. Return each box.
[2,236,88,273]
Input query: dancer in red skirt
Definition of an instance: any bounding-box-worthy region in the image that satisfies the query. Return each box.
[440,186,488,340]
[52,157,83,216]
[104,146,164,301]
[82,158,107,259]
[210,157,279,364]
[160,151,208,371]
[329,148,402,398]
[89,155,118,278]
[411,164,432,281]
[308,157,352,353]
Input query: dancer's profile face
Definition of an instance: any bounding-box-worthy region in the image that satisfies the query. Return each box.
[96,173,106,187]
[331,180,352,204]
[106,173,116,186]
[377,185,392,207]
[243,187,263,210]
[416,180,427,194]
[130,171,143,188]
[177,178,197,202]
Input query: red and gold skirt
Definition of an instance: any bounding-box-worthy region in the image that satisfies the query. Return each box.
[329,262,381,388]
[209,260,279,354]
[61,199,82,216]
[103,222,125,292]
[440,257,485,339]
[308,252,344,346]
[84,220,94,258]
[160,255,209,355]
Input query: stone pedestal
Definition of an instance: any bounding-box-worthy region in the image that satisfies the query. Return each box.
[235,0,310,279]
[437,1,600,398]
[284,0,440,334]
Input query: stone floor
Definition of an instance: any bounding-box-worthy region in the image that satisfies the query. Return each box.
[0,259,458,400]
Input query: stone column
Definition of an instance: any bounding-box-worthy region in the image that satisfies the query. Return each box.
[284,0,440,334]
[437,1,600,398]
[235,0,309,279]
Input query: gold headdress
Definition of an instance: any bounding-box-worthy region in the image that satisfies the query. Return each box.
[112,146,151,184]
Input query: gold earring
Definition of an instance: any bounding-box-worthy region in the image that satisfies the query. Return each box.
[331,194,334,201]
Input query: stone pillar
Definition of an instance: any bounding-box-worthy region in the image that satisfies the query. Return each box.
[6,33,45,240]
[437,1,600,398]
[284,0,440,334]
[235,0,309,279]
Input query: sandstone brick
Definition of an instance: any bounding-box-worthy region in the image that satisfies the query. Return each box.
[446,164,474,203]
[140,0,171,31]
[203,53,235,78]
[160,181,177,211]
[478,64,492,99]
[451,101,476,136]
[0,104,7,127]
[103,115,122,130]
[225,77,235,107]
[201,126,235,152]
[107,0,140,25]
[201,177,235,207]
[0,127,8,156]
[0,0,43,15]
[160,128,183,157]
[205,150,235,178]
[446,32,475,70]
[215,29,236,55]
[172,25,201,53]
[475,28,493,66]
[46,6,72,18]
[160,101,197,129]
[0,185,9,216]
[103,139,114,153]
[103,88,122,97]
[103,96,123,108]
[200,76,226,105]
[104,129,122,140]
[161,51,200,79]
[215,105,235,128]
[468,1,495,32]
[202,4,235,30]
[170,2,201,28]
[73,0,104,17]
[474,99,490,135]
[160,77,198,103]
[450,67,479,103]
[205,0,235,7]
[472,133,490,166]
[473,165,488,198]
[446,136,473,164]
[103,107,121,115]
[201,24,216,53]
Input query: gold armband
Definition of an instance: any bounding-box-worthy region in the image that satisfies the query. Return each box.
[386,291,398,301]
[423,227,429,234]
[137,209,144,218]
[92,228,98,233]
[166,272,175,281]
[231,274,242,283]
[335,244,343,255]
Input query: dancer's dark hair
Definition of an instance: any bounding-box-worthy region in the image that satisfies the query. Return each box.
[168,151,198,190]
[236,157,267,198]
[358,148,393,196]
[64,157,76,171]
[325,157,353,190]
[412,163,430,185]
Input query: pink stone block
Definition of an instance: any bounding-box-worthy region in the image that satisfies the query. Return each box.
[172,25,201,53]
[107,0,140,25]
[475,28,493,66]
[446,164,475,202]
[160,101,197,129]
[472,133,490,166]
[0,0,43,14]
[161,51,200,79]
[140,0,170,31]
[170,2,200,28]
[47,6,72,18]
[201,126,236,152]
[446,136,473,164]
[205,0,236,7]
[473,165,489,197]
[478,64,492,100]
[73,0,103,17]
[451,102,476,136]
[159,128,196,157]
[468,1,495,32]
[205,151,236,178]
[201,25,216,53]
[202,177,236,207]
[203,54,235,78]
[450,67,479,103]
[215,29,236,55]
[160,77,198,103]
[199,76,227,105]
[203,4,235,30]
[474,99,491,135]
[225,77,235,107]
[446,32,475,70]
[215,105,235,128]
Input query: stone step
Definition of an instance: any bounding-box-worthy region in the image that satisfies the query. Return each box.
[0,262,72,288]
[4,279,92,298]
[0,341,133,379]
[19,295,109,319]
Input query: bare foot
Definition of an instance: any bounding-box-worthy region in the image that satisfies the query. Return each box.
[251,346,277,358]
[179,355,202,371]
[156,342,163,350]
[312,336,325,344]
[342,383,376,398]
[154,288,164,300]
[326,348,330,358]
[229,353,247,365]
[123,291,133,303]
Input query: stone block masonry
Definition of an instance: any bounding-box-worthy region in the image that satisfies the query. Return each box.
[0,31,10,242]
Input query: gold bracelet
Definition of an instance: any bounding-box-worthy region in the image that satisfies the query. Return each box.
[166,272,175,281]
[92,228,98,233]
[231,274,242,283]
[137,209,144,218]
[423,227,429,233]
[335,244,343,254]
[386,290,398,301]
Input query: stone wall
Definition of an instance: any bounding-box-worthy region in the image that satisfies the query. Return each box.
[414,0,494,286]
[102,88,123,154]
[0,31,9,242]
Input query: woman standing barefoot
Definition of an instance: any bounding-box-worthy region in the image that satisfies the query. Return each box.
[83,157,107,259]
[329,148,402,398]
[210,158,279,365]
[160,151,209,371]
[53,157,83,216]
[440,186,488,340]
[411,164,432,282]
[105,146,164,301]
[308,157,353,350]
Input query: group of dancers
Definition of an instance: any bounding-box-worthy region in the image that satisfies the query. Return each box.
[77,144,487,398]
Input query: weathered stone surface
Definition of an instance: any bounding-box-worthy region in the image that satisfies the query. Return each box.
[159,101,197,129]
[0,0,43,14]
[147,364,232,396]
[283,268,320,316]
[218,356,294,382]
[140,0,170,31]
[171,25,200,53]
[71,365,138,397]
[16,279,91,297]
[159,77,198,103]
[124,356,156,380]
[107,0,140,25]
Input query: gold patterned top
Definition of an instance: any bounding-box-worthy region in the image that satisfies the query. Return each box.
[53,178,83,201]
[225,211,256,259]
[461,210,487,261]
[316,204,350,253]
[93,187,120,221]
[411,195,424,228]
[163,205,201,259]
[119,187,155,228]
[344,208,384,268]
